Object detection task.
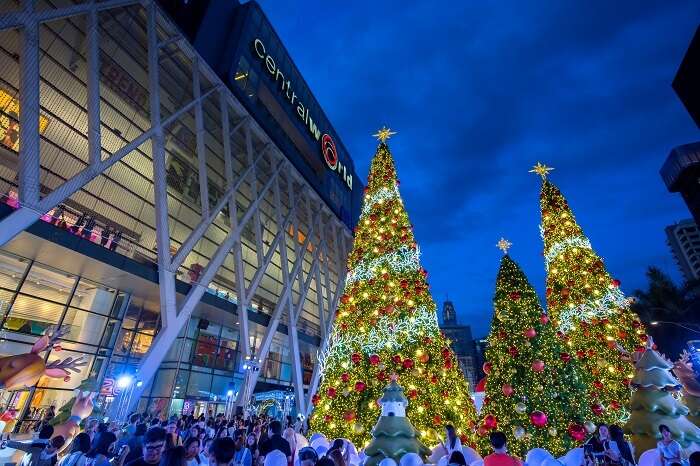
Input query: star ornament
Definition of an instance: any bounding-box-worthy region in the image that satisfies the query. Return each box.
[373,126,397,143]
[496,237,512,254]
[529,162,554,180]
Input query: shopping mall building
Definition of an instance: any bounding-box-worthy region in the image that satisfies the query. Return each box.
[0,0,361,429]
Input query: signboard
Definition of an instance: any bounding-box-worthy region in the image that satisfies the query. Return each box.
[100,377,122,397]
[0,90,50,152]
[250,38,352,190]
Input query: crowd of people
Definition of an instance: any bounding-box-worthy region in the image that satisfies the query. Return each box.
[3,412,700,466]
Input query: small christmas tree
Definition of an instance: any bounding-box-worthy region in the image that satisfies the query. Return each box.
[480,241,590,457]
[364,380,431,466]
[534,163,646,424]
[310,128,477,447]
[625,345,700,454]
[674,352,700,428]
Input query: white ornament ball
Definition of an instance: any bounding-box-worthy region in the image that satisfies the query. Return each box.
[515,402,527,414]
[513,426,525,440]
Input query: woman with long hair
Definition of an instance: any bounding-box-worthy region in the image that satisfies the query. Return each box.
[608,425,635,466]
[160,446,187,466]
[59,433,91,466]
[86,432,123,466]
[657,425,682,466]
[442,425,462,457]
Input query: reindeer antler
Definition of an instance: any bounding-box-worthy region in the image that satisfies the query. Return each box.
[45,356,88,378]
[45,326,69,346]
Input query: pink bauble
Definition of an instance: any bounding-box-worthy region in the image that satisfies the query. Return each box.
[483,362,492,374]
[531,360,545,372]
[524,328,537,339]
[530,411,548,428]
[502,384,514,397]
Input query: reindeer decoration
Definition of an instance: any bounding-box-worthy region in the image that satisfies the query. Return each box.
[674,351,700,397]
[0,326,87,391]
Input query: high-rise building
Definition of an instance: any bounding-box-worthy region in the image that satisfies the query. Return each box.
[666,219,700,281]
[439,300,478,388]
[661,142,700,225]
[0,0,362,425]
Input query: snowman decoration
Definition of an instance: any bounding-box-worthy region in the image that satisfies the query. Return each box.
[363,380,431,466]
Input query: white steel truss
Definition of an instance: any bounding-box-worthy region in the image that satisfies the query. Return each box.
[0,0,352,413]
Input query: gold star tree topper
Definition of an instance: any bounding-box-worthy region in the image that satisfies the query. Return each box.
[529,162,554,179]
[496,237,512,254]
[373,126,396,143]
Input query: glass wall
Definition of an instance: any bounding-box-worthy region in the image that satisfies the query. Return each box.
[0,250,127,432]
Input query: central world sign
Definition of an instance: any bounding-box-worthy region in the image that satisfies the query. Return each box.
[251,38,352,190]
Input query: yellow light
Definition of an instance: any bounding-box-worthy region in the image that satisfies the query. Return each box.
[330,423,336,429]
[552,268,558,274]
[416,349,423,356]
[388,281,395,287]
[605,336,614,341]
[381,268,387,273]
[362,292,369,298]
[373,247,379,253]
[608,366,616,373]
[408,299,415,306]
[379,227,385,233]
[394,209,399,214]
[342,362,349,369]
[349,296,355,303]
[364,220,370,225]
[393,297,399,302]
[382,294,387,300]
[418,406,424,413]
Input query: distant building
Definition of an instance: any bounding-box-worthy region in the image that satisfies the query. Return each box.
[661,143,700,225]
[673,25,700,129]
[473,337,489,381]
[666,219,700,281]
[439,300,478,389]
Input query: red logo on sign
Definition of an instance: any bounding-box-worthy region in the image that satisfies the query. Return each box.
[321,134,338,170]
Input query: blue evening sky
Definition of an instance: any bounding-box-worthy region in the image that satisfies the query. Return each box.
[258,0,700,337]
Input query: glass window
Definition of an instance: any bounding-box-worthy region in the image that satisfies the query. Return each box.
[234,57,250,91]
[60,308,108,346]
[137,307,159,334]
[70,279,117,314]
[129,332,154,357]
[5,295,64,336]
[151,369,176,398]
[0,251,29,291]
[19,263,77,304]
[172,370,189,399]
[99,318,122,349]
[210,375,231,399]
[192,340,216,368]
[186,371,212,398]
[122,302,141,330]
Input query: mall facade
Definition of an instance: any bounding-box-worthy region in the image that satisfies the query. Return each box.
[0,0,361,428]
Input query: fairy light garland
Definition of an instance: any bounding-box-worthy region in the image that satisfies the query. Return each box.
[557,280,628,333]
[318,305,439,373]
[542,235,593,270]
[345,245,420,285]
[361,184,401,216]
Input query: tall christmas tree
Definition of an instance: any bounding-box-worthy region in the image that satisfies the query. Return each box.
[480,240,591,457]
[309,128,477,448]
[625,345,700,454]
[534,163,646,423]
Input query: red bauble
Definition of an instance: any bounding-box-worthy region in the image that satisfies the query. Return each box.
[355,381,366,392]
[509,291,521,301]
[483,362,493,374]
[508,346,519,357]
[545,287,553,296]
[433,415,442,425]
[444,359,453,369]
[441,347,451,358]
[610,401,621,411]
[617,330,628,339]
[477,426,489,437]
[593,380,604,390]
[340,323,348,332]
[403,358,414,369]
[419,353,430,364]
[369,354,380,365]
[483,414,498,429]
[540,314,550,324]
[632,321,641,328]
[430,375,438,384]
[560,352,571,362]
[611,278,621,287]
[392,354,403,364]
[622,378,631,386]
[530,411,548,428]
[377,371,387,381]
[327,387,337,398]
[531,360,545,372]
[423,337,433,345]
[351,353,362,364]
[408,389,418,399]
[567,423,586,442]
[324,414,332,423]
[400,280,409,289]
[311,394,320,405]
[524,328,537,339]
[591,403,605,416]
[341,372,350,382]
[576,350,586,359]
[343,411,356,422]
[502,384,514,397]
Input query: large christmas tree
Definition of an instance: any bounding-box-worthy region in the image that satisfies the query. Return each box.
[534,163,646,423]
[309,128,477,448]
[480,240,590,457]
